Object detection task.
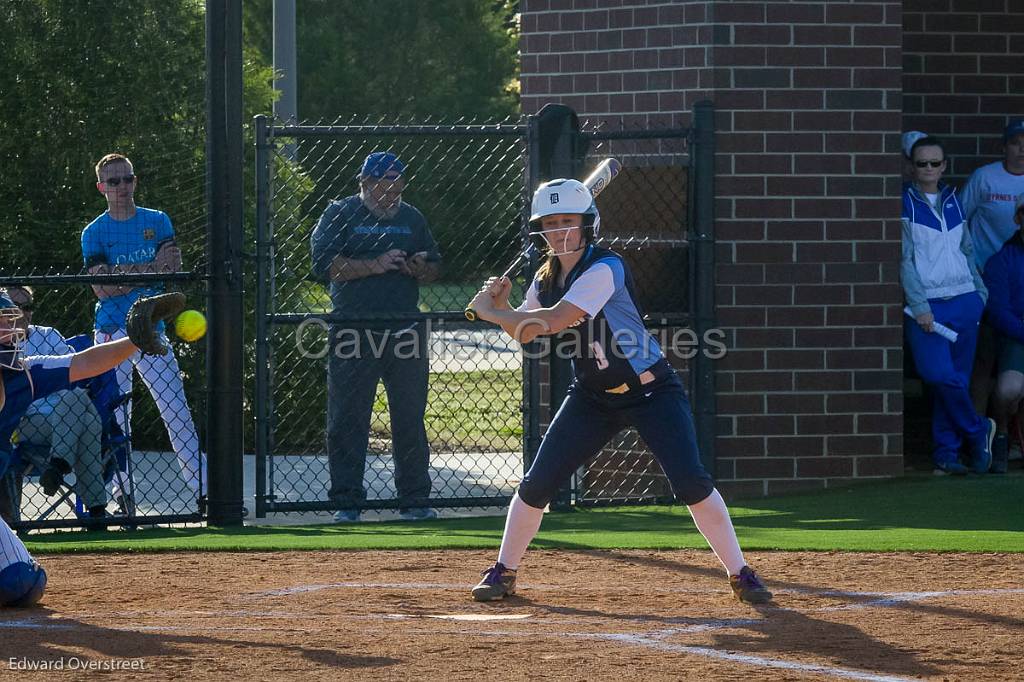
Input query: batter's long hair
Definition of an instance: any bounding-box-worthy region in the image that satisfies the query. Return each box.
[536,254,562,298]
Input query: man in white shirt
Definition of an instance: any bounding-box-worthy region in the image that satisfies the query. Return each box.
[7,287,109,519]
[962,118,1024,272]
[965,119,1024,439]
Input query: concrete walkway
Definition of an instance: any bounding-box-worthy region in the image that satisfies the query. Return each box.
[18,448,521,524]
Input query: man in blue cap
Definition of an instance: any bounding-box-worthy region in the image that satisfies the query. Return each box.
[310,151,441,522]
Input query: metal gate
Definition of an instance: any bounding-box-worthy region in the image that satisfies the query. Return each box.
[252,103,715,517]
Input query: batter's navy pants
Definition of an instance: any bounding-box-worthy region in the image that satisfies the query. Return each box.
[518,375,714,508]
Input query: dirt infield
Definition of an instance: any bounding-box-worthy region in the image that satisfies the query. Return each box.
[1,549,1021,680]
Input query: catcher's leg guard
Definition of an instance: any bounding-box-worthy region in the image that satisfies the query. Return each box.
[0,561,48,607]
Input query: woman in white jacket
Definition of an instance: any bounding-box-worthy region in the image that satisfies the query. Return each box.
[902,135,994,475]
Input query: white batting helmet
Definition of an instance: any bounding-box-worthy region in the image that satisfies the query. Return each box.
[528,178,601,239]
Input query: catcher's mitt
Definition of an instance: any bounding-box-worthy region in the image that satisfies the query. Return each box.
[126,292,187,356]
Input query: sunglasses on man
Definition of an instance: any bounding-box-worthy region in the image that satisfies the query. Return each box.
[914,160,943,168]
[102,174,136,186]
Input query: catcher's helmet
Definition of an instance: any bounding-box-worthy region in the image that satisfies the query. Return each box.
[0,291,26,371]
[528,178,601,253]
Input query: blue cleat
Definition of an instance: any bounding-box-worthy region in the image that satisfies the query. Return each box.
[934,461,969,476]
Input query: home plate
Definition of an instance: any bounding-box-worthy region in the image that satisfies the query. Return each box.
[426,614,533,621]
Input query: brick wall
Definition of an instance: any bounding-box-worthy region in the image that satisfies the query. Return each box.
[708,2,905,497]
[519,0,714,124]
[902,0,1024,182]
[519,0,906,497]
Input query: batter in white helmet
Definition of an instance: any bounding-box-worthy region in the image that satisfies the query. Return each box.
[466,178,773,605]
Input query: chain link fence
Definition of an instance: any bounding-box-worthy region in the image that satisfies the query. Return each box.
[254,117,529,517]
[254,106,714,517]
[0,1,209,530]
[545,124,698,507]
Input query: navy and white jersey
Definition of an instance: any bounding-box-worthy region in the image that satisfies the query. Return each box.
[22,326,76,418]
[0,355,74,458]
[523,245,665,394]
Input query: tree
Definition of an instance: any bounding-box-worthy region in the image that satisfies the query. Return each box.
[0,0,283,452]
[0,1,209,281]
[244,0,519,122]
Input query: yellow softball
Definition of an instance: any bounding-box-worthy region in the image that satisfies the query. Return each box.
[174,309,207,342]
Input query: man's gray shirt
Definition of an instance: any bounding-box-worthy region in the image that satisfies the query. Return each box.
[310,196,440,316]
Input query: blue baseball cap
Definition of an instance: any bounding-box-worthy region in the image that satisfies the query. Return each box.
[359,151,406,179]
[1004,118,1024,143]
[0,293,16,309]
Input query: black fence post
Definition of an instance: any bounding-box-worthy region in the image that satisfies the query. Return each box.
[522,114,543,476]
[205,0,245,525]
[690,100,718,475]
[533,104,587,509]
[254,115,272,519]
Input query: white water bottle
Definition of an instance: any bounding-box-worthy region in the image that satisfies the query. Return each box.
[904,306,958,343]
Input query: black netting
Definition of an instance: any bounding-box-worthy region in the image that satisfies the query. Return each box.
[562,123,694,505]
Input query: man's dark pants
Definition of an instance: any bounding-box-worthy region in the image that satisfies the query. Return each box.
[327,324,431,510]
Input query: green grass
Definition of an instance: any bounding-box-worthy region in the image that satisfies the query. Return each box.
[295,280,522,315]
[24,474,1024,554]
[372,369,522,451]
[277,279,524,452]
[418,281,482,312]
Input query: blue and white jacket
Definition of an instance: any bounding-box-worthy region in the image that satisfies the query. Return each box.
[901,182,987,316]
[982,232,1024,344]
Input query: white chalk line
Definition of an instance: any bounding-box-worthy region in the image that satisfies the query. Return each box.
[249,581,722,597]
[247,582,1024,680]
[0,618,937,682]
[575,632,919,682]
[808,588,1024,612]
[254,582,462,596]
[4,585,1021,679]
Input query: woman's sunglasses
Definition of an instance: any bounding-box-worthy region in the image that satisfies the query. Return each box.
[914,161,943,168]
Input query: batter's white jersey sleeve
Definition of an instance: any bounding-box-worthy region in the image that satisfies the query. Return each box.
[562,262,617,316]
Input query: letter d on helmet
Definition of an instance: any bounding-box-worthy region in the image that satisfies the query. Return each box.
[529,178,601,239]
